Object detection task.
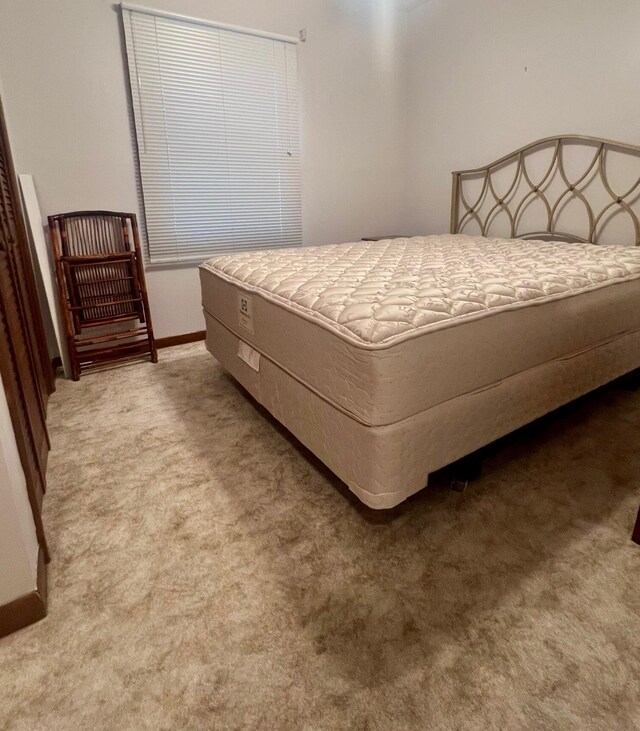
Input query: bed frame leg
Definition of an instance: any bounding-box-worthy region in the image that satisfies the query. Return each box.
[620,367,640,391]
[450,452,484,493]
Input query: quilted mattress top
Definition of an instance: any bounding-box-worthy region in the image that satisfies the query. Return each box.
[201,234,640,348]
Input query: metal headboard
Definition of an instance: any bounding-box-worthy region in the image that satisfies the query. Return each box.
[450,135,640,245]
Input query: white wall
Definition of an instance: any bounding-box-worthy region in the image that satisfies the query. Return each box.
[403,0,640,235]
[0,386,39,606]
[0,0,409,339]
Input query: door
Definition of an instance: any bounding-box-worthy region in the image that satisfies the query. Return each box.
[0,93,54,560]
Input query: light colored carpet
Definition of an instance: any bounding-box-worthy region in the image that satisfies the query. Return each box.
[1,342,639,730]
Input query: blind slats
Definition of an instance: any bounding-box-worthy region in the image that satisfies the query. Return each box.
[122,8,302,263]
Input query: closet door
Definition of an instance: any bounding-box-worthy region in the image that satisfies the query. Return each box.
[0,93,53,559]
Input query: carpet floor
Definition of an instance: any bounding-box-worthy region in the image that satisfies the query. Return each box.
[1,342,639,730]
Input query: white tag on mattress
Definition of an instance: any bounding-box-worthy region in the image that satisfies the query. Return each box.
[238,341,260,372]
[238,292,254,333]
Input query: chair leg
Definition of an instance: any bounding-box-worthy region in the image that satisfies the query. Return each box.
[68,338,81,381]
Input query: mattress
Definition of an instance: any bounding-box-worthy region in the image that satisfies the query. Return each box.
[200,235,640,427]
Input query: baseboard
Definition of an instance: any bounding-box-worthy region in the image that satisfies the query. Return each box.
[633,508,640,545]
[156,330,205,349]
[0,547,47,639]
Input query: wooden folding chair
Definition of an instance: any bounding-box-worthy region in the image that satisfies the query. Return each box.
[48,211,157,380]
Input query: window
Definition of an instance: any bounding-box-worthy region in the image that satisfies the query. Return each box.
[122,5,301,264]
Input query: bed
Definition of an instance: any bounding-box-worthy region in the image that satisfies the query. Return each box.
[200,135,640,509]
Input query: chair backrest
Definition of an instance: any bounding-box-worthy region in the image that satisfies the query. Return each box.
[48,211,146,331]
[48,210,138,257]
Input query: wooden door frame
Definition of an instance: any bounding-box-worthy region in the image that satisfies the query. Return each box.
[0,96,54,401]
[0,92,53,565]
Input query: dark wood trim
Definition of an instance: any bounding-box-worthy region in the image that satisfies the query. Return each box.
[0,547,47,639]
[156,330,205,349]
[361,235,413,241]
[632,507,640,545]
[0,90,50,561]
[0,96,54,399]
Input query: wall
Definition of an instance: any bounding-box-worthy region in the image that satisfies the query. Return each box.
[0,0,409,339]
[404,0,640,235]
[0,386,39,606]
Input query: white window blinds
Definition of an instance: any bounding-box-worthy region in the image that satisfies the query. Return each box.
[122,5,302,264]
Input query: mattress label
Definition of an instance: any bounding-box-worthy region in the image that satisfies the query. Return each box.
[238,292,254,333]
[238,341,260,372]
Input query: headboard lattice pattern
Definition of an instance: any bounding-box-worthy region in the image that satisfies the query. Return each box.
[450,135,640,245]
